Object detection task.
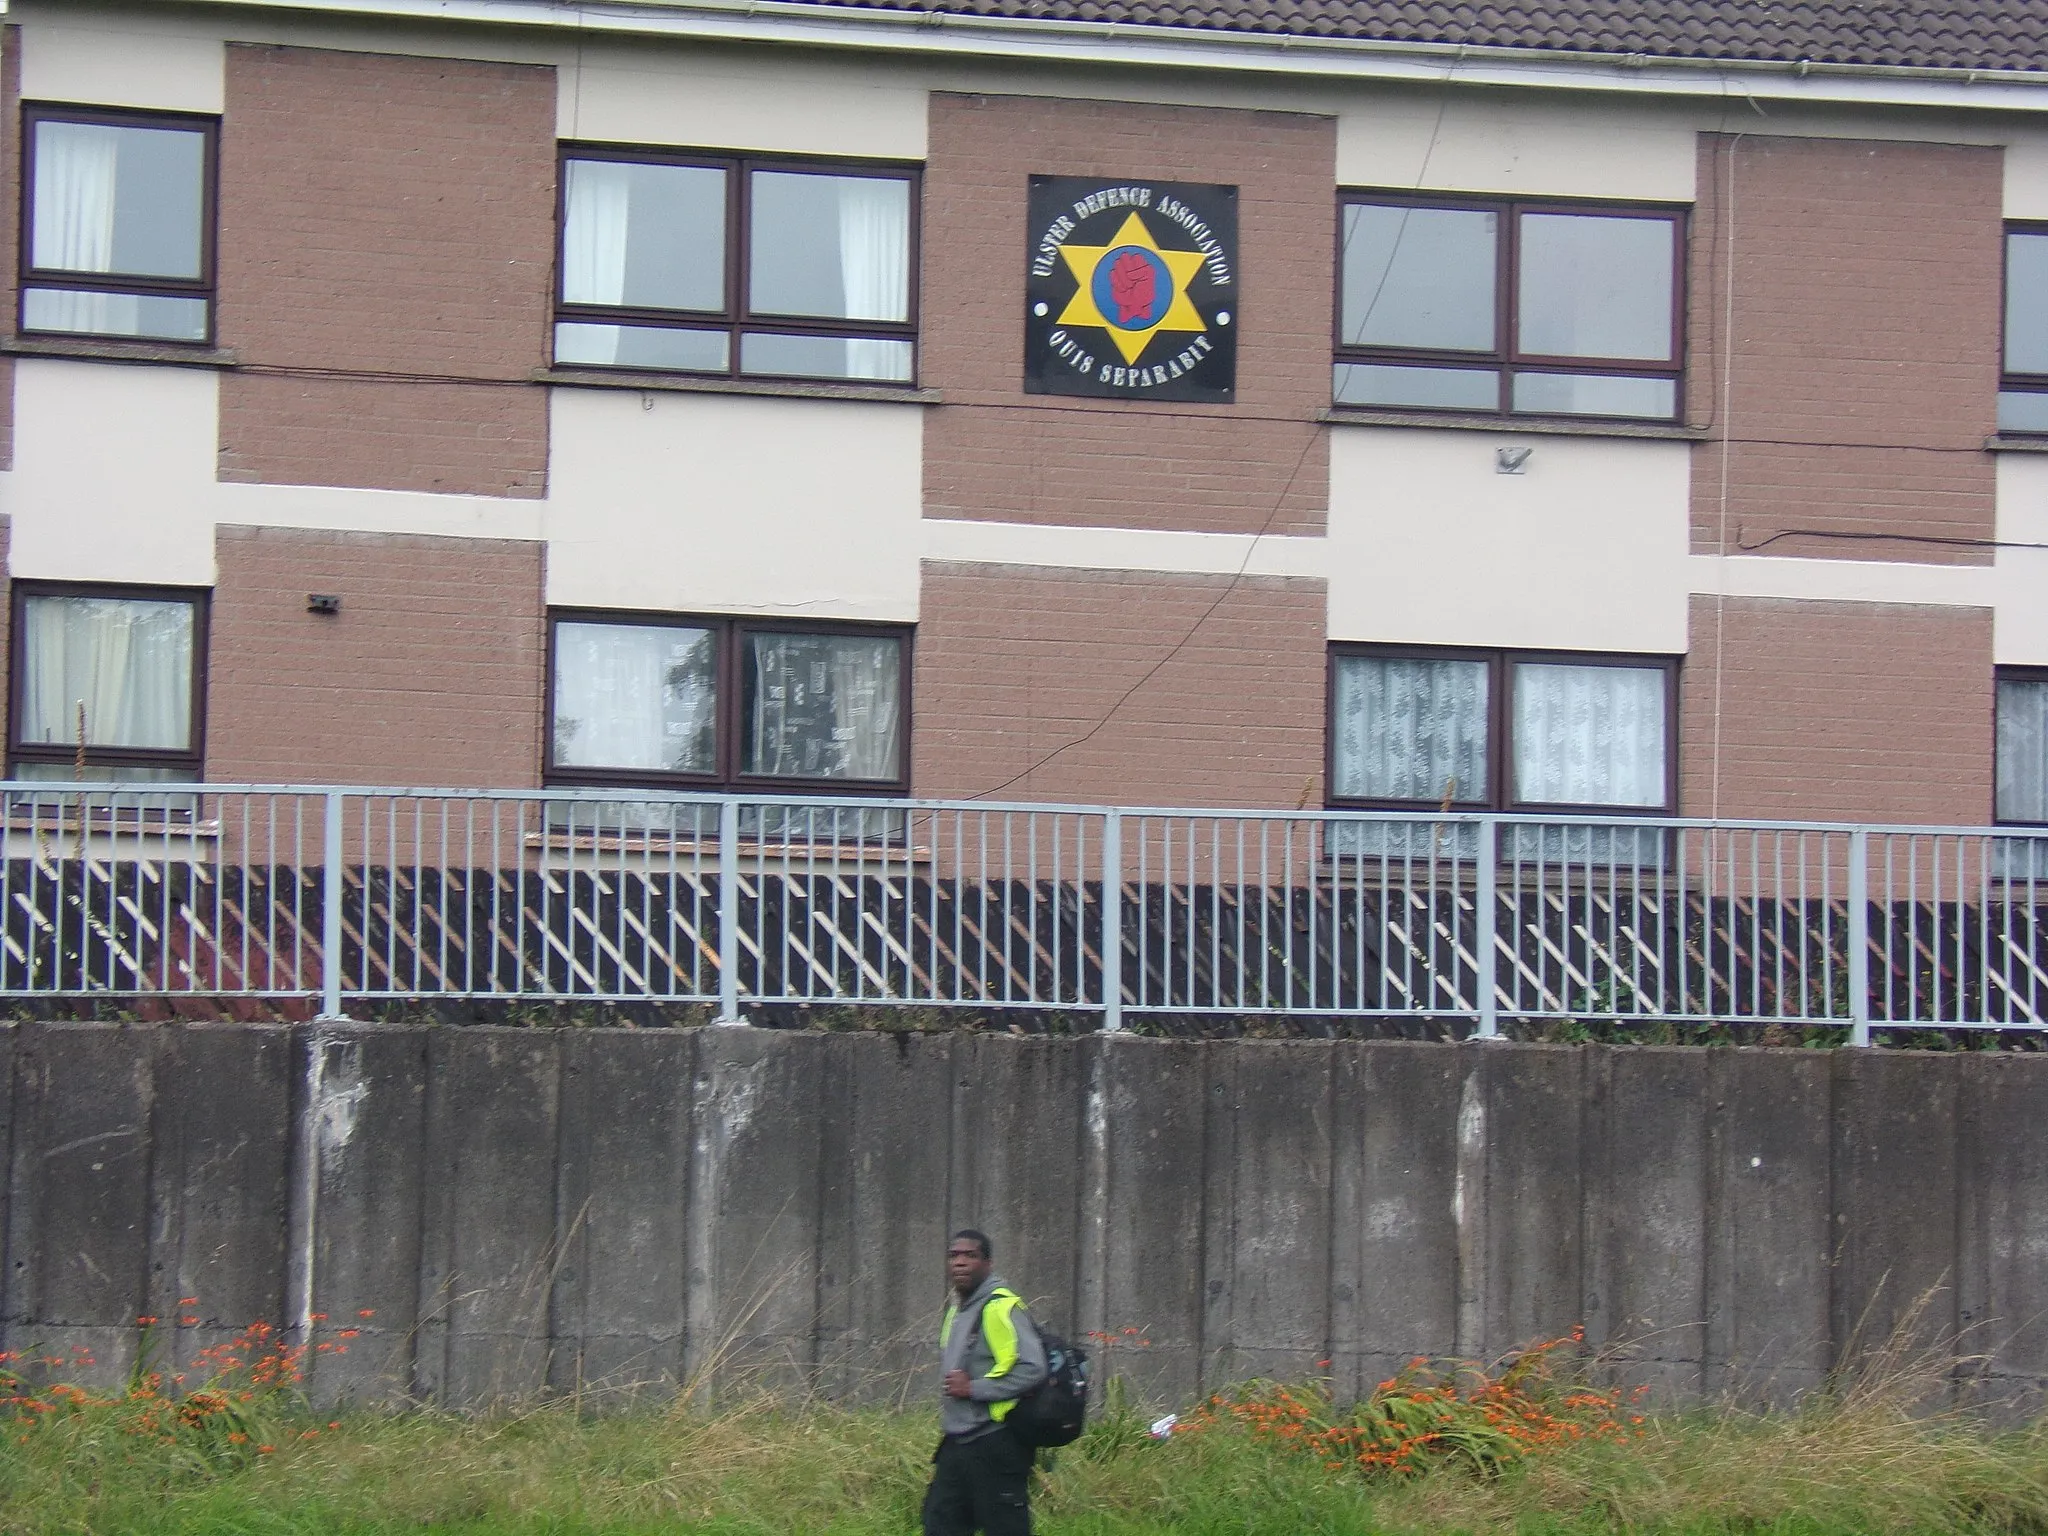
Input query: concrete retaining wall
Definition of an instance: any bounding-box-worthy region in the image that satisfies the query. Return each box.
[2,1024,2044,1414]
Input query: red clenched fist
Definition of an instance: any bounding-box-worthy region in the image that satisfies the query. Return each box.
[1109,250,1157,325]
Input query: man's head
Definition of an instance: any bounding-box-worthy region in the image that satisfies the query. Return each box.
[947,1230,993,1297]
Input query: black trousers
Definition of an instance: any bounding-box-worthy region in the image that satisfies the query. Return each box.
[921,1427,1033,1536]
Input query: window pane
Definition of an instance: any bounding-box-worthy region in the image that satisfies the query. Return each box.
[32,120,205,281]
[21,287,209,342]
[1512,663,1665,808]
[740,332,913,383]
[554,321,728,372]
[742,631,903,781]
[1517,213,1673,362]
[552,621,717,774]
[1339,203,1496,351]
[2000,390,2048,434]
[2007,232,2048,377]
[1332,655,1489,802]
[1511,371,1675,419]
[749,172,910,323]
[562,159,725,313]
[1997,677,2048,822]
[19,595,194,752]
[1333,362,1498,410]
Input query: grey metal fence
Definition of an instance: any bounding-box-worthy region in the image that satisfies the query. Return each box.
[2,784,2045,1039]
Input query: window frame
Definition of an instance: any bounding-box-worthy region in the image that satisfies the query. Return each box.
[1331,190,1688,423]
[545,609,914,796]
[8,581,211,780]
[1325,643,1680,816]
[1994,665,2048,828]
[18,102,220,347]
[2000,222,2048,433]
[552,143,922,386]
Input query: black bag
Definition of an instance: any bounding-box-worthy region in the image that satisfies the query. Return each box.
[1005,1328,1090,1448]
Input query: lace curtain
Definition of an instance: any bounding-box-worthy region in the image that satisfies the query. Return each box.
[20,596,192,752]
[836,177,910,379]
[1998,678,2048,822]
[1332,656,1488,803]
[1512,663,1665,807]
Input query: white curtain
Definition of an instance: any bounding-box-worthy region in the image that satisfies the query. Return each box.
[1332,656,1488,803]
[1998,678,2048,822]
[561,160,632,365]
[31,121,136,336]
[553,624,714,773]
[1512,663,1665,808]
[21,596,191,752]
[837,178,909,381]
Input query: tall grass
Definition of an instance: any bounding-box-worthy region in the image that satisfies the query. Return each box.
[1,1330,2043,1534]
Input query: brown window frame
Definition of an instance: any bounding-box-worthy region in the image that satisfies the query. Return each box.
[552,144,921,387]
[8,581,210,780]
[2000,223,2048,434]
[18,102,220,347]
[1325,643,1680,816]
[546,610,914,796]
[1332,191,1687,423]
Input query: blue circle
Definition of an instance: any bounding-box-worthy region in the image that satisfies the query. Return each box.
[1090,246,1172,330]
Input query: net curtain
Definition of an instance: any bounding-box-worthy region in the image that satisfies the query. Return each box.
[30,121,134,336]
[20,597,192,753]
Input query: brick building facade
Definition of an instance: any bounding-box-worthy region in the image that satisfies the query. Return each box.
[4,0,2047,832]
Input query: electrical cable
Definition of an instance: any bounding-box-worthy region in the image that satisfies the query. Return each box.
[1737,527,2048,553]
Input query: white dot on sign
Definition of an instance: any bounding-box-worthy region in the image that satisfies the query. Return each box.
[1750,1156,1762,1168]
[1033,302,1049,317]
[1217,310,1232,325]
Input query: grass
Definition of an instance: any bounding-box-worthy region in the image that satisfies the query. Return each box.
[1,1333,2044,1535]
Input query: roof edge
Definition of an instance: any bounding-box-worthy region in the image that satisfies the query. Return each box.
[150,0,2048,108]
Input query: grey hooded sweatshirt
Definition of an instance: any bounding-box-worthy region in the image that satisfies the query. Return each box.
[938,1273,1048,1439]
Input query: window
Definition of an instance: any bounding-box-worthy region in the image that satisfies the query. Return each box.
[9,585,207,782]
[1328,647,1675,815]
[1996,670,2048,825]
[2001,227,2048,433]
[21,105,216,345]
[554,147,917,385]
[1333,194,1683,421]
[548,613,909,793]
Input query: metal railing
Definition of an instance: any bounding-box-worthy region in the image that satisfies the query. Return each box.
[2,784,2046,1039]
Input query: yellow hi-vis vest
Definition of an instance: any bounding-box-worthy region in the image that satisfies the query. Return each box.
[940,1286,1024,1422]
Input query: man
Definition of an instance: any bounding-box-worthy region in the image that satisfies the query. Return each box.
[924,1229,1048,1536]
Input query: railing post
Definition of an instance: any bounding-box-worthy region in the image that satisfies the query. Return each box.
[1848,828,1871,1047]
[1475,817,1499,1039]
[1101,810,1123,1033]
[717,797,744,1024]
[319,790,345,1021]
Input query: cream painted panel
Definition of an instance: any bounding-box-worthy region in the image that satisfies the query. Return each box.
[2006,131,2048,218]
[1995,456,2048,664]
[21,14,226,113]
[1336,94,1694,200]
[1327,428,1690,653]
[560,40,925,157]
[4,360,219,584]
[544,390,922,620]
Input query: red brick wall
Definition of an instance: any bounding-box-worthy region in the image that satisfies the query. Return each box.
[1687,134,2001,564]
[1680,595,1993,825]
[922,94,1333,536]
[915,561,1326,806]
[215,45,554,498]
[207,525,544,787]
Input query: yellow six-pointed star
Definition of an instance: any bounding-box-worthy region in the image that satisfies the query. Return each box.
[1056,211,1209,365]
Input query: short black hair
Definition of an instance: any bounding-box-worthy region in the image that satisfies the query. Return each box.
[950,1229,992,1261]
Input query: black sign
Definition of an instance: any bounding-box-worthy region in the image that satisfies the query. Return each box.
[1024,176,1238,403]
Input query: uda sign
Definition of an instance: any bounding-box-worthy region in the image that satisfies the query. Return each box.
[1025,176,1238,403]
